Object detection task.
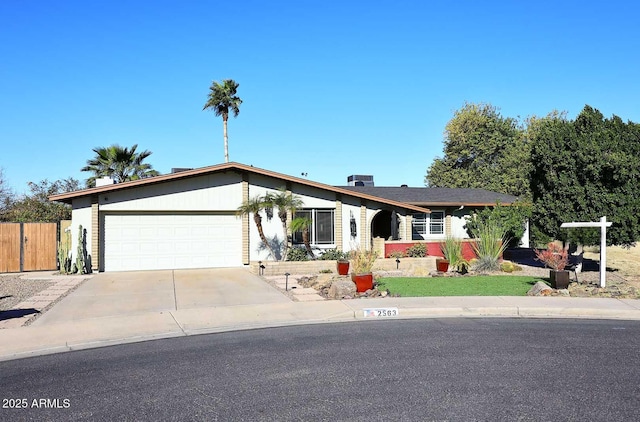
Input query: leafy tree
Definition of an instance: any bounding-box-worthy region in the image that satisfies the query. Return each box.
[203,79,242,163]
[0,168,14,220]
[236,195,277,261]
[5,178,80,222]
[425,102,530,199]
[529,105,640,247]
[464,202,532,247]
[265,188,304,261]
[81,144,160,187]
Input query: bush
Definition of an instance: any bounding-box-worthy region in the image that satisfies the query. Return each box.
[318,248,349,260]
[388,250,405,259]
[286,247,310,261]
[405,243,427,257]
[471,221,509,272]
[440,236,468,272]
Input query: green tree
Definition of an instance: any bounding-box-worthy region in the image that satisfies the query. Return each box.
[265,188,304,261]
[203,79,242,163]
[81,144,160,187]
[236,195,277,260]
[5,178,80,222]
[464,202,532,247]
[425,102,530,199]
[529,105,640,247]
[0,168,14,220]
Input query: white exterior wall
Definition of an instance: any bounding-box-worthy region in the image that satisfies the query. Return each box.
[451,210,471,238]
[70,197,92,264]
[99,173,243,211]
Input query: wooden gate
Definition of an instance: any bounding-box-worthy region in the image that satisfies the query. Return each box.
[0,223,58,273]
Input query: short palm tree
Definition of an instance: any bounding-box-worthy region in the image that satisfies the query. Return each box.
[203,79,242,163]
[81,144,159,187]
[290,216,314,259]
[236,195,277,260]
[265,189,304,261]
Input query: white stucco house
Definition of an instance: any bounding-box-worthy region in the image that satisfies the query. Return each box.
[49,162,518,272]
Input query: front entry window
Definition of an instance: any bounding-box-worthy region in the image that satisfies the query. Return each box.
[412,211,445,239]
[293,209,335,245]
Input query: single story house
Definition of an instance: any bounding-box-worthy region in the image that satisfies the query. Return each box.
[49,162,518,272]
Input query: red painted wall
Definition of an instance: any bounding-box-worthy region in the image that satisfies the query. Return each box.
[385,241,478,261]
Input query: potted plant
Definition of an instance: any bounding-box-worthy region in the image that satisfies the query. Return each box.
[349,247,378,292]
[535,242,570,289]
[439,236,468,273]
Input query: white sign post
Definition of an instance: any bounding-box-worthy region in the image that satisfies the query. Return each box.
[560,216,612,288]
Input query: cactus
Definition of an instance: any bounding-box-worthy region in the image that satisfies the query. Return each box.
[76,225,85,274]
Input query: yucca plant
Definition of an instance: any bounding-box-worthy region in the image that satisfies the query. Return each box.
[471,221,510,272]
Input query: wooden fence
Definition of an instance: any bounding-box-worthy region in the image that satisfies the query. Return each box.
[0,223,58,273]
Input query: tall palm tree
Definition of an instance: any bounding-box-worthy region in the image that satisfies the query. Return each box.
[265,188,304,261]
[203,79,242,163]
[81,144,159,187]
[236,195,277,260]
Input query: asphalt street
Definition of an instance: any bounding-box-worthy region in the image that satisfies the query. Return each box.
[1,318,640,421]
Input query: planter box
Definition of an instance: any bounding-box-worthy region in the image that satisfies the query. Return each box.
[550,270,570,289]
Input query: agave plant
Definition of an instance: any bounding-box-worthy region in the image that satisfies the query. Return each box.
[471,221,510,272]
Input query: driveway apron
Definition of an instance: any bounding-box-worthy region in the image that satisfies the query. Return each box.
[31,268,290,326]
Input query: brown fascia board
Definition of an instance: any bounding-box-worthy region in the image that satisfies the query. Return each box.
[49,162,431,213]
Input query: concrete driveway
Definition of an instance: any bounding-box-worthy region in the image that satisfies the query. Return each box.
[32,268,291,326]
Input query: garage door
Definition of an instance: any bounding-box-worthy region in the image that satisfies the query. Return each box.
[103,213,242,271]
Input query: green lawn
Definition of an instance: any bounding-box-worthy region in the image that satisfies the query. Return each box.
[376,276,549,297]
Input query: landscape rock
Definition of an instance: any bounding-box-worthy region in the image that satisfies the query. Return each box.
[527,281,554,296]
[328,279,357,299]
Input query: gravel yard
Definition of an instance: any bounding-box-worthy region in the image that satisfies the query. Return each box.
[0,276,55,311]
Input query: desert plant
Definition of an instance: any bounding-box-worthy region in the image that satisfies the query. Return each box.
[74,225,86,274]
[349,247,378,274]
[439,236,468,272]
[534,242,569,271]
[290,216,315,259]
[405,243,427,257]
[471,221,509,272]
[388,250,405,259]
[286,246,310,261]
[319,248,349,260]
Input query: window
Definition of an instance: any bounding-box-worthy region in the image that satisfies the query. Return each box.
[412,211,445,239]
[293,209,335,245]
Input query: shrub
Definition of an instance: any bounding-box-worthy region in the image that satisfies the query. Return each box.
[534,242,568,270]
[388,250,405,259]
[471,221,509,272]
[405,243,427,257]
[439,236,468,272]
[286,247,310,261]
[318,248,349,261]
[349,247,378,274]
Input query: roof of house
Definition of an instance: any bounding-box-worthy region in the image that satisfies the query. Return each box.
[48,162,432,213]
[337,186,518,207]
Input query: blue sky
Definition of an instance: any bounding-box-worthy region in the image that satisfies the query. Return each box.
[1,0,639,195]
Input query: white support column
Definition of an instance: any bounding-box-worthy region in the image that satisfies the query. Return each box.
[560,216,612,288]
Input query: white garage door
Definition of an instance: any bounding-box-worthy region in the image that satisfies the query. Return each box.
[103,213,242,271]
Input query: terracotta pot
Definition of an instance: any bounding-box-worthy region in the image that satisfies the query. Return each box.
[436,258,449,272]
[550,269,570,289]
[351,272,373,292]
[337,260,350,276]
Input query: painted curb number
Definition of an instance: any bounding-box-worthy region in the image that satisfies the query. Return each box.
[363,307,399,318]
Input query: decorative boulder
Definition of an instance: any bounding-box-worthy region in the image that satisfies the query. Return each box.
[328,279,357,299]
[527,281,554,296]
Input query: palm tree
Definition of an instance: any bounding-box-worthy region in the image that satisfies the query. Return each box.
[265,188,304,261]
[236,195,277,260]
[203,79,242,163]
[81,144,159,187]
[290,216,314,259]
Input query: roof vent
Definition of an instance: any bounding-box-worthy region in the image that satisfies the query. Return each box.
[400,184,408,188]
[171,168,193,173]
[95,176,115,187]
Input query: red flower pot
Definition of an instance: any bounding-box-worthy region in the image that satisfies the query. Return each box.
[436,258,449,272]
[351,273,373,292]
[337,260,350,276]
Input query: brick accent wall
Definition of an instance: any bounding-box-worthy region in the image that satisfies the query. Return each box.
[91,196,99,272]
[335,197,343,251]
[241,179,249,264]
[360,204,367,248]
